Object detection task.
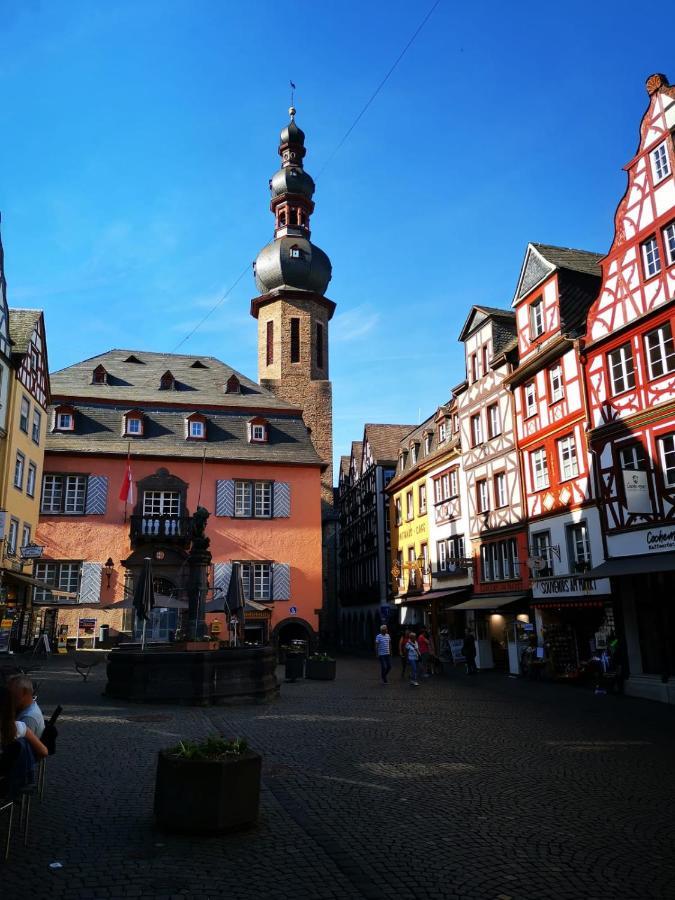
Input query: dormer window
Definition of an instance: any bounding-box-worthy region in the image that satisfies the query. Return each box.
[410,442,419,464]
[160,370,176,391]
[54,405,76,432]
[424,433,432,454]
[123,355,144,364]
[226,374,241,394]
[186,413,207,440]
[92,365,108,385]
[529,297,544,339]
[290,245,302,259]
[438,422,447,443]
[248,417,269,443]
[190,359,209,369]
[124,410,144,437]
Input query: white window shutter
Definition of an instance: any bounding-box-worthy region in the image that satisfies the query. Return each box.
[85,476,109,515]
[215,480,235,516]
[213,562,232,600]
[273,482,291,517]
[272,563,291,601]
[78,562,103,605]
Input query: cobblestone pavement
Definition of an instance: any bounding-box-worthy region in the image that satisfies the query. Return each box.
[1,655,675,900]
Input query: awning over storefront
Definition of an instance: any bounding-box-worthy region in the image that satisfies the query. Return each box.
[395,588,469,607]
[449,593,528,611]
[588,552,675,578]
[2,570,78,600]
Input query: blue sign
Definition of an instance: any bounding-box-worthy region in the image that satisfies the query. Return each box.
[289,606,297,616]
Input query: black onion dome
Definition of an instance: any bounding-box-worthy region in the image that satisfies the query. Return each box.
[254,237,332,295]
[270,166,315,199]
[280,118,305,146]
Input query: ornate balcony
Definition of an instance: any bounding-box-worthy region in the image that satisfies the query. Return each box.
[130,515,193,546]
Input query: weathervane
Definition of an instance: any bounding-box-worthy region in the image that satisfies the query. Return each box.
[289,80,296,117]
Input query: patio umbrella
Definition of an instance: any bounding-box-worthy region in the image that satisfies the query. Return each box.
[226,562,246,646]
[133,557,156,650]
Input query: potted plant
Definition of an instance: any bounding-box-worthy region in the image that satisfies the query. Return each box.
[305,652,336,681]
[154,736,261,833]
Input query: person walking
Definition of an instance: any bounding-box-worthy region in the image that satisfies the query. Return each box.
[418,628,432,678]
[405,632,421,686]
[375,625,392,684]
[462,630,478,675]
[399,629,410,678]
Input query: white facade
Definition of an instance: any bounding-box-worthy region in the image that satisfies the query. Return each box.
[427,452,471,590]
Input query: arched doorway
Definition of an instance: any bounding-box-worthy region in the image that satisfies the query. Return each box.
[274,617,314,653]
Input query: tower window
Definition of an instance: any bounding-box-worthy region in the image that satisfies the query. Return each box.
[291,318,300,363]
[266,321,274,366]
[290,246,301,259]
[279,211,287,227]
[317,322,324,369]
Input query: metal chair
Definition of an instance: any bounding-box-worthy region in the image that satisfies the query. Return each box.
[0,789,13,861]
[37,757,47,801]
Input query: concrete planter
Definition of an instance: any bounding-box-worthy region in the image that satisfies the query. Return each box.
[305,658,336,680]
[154,749,262,833]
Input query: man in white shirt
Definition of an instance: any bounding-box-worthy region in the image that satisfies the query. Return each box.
[375,625,392,684]
[9,675,45,738]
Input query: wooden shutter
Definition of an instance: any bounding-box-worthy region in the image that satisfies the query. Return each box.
[272,563,291,601]
[273,482,291,517]
[78,562,103,605]
[213,562,232,600]
[85,476,109,515]
[215,480,235,516]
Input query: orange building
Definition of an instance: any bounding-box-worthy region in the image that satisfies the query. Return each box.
[35,349,324,650]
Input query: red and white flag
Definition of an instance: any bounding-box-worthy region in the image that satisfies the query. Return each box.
[119,459,135,505]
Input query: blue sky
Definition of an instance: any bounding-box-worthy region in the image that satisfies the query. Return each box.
[1,0,674,473]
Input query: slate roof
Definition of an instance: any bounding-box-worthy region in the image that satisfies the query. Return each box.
[363,424,415,466]
[50,349,296,411]
[9,309,41,354]
[339,455,351,478]
[46,349,322,466]
[350,441,363,470]
[458,305,515,343]
[532,244,603,278]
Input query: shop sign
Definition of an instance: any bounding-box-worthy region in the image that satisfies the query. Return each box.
[608,525,675,557]
[448,639,465,663]
[622,470,651,514]
[78,618,97,632]
[532,574,608,598]
[20,544,45,560]
[0,610,15,653]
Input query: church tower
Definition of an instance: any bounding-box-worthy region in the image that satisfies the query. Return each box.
[251,107,335,512]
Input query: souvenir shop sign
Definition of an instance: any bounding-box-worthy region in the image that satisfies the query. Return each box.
[532,574,605,599]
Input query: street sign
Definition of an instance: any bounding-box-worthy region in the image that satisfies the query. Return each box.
[289,606,297,616]
[20,544,45,559]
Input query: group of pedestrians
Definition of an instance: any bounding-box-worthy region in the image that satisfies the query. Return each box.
[375,625,479,685]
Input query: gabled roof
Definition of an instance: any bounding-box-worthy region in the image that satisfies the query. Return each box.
[458,305,515,343]
[8,309,41,354]
[339,455,351,478]
[512,243,603,306]
[50,349,297,411]
[363,424,415,466]
[350,441,363,471]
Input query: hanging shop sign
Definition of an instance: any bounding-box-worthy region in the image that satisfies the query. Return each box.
[20,544,45,560]
[622,470,651,514]
[608,524,675,556]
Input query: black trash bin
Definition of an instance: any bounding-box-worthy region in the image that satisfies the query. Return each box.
[285,653,305,682]
[99,624,110,644]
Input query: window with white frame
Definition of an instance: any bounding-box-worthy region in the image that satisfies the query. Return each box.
[558,435,579,480]
[20,397,30,433]
[441,473,451,499]
[470,354,478,382]
[608,343,636,394]
[234,481,272,518]
[56,412,74,431]
[450,469,458,496]
[549,364,564,403]
[21,524,31,550]
[644,322,675,379]
[7,518,18,555]
[481,538,519,582]
[567,522,591,572]
[438,422,447,443]
[241,562,272,601]
[618,443,646,471]
[471,414,482,446]
[531,530,553,576]
[529,297,544,338]
[143,490,180,517]
[659,434,675,487]
[434,478,442,504]
[651,142,671,183]
[437,540,447,572]
[664,221,675,267]
[525,382,536,417]
[418,483,426,514]
[26,462,37,498]
[448,535,465,565]
[424,434,432,454]
[395,498,402,525]
[32,409,41,444]
[495,471,507,507]
[34,561,81,604]
[41,474,88,514]
[406,490,414,520]
[532,448,549,491]
[189,420,205,438]
[410,444,418,464]
[477,479,489,513]
[642,235,662,278]
[488,403,501,438]
[14,451,25,490]
[125,416,143,436]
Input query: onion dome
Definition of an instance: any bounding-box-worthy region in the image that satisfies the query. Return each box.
[254,236,331,295]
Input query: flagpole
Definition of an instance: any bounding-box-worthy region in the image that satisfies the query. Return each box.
[123,442,131,523]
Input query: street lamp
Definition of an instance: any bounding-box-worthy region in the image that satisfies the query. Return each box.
[104,557,115,588]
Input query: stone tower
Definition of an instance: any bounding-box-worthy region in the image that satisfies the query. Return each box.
[251,108,337,642]
[251,108,335,512]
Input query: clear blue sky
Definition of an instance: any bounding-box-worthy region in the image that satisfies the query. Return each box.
[1,0,674,474]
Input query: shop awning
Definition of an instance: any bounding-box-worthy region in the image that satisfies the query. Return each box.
[3,570,78,599]
[588,552,675,578]
[449,593,528,611]
[395,588,469,607]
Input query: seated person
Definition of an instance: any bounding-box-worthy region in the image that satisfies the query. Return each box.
[0,686,48,796]
[8,675,45,738]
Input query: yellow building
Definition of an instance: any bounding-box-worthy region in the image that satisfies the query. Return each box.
[0,305,50,652]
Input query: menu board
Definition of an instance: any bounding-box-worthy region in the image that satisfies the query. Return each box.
[0,610,16,653]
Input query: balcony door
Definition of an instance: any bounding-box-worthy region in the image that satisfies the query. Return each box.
[143,490,181,517]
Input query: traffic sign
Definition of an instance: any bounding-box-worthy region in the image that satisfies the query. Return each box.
[289,606,297,616]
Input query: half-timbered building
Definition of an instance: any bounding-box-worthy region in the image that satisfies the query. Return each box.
[584,74,675,703]
[456,306,531,672]
[506,244,613,676]
[337,424,411,649]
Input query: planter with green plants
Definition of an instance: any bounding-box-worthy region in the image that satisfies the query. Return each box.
[154,736,261,833]
[305,653,336,681]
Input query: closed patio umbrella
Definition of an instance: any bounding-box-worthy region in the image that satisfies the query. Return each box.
[133,557,156,650]
[226,562,246,646]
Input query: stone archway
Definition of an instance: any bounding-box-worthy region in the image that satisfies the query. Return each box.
[274,617,315,652]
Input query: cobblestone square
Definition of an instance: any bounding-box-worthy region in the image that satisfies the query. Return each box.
[2,657,674,900]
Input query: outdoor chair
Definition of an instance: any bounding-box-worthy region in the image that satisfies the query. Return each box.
[0,782,13,861]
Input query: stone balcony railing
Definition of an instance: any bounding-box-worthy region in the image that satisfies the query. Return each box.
[130,515,194,546]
